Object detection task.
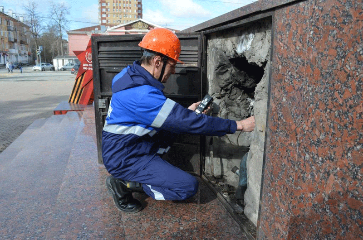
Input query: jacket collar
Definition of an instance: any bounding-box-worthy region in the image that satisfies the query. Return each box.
[131,61,165,91]
[112,61,164,93]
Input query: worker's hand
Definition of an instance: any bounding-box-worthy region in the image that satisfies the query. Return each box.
[236,116,255,132]
[188,101,200,111]
[188,101,211,114]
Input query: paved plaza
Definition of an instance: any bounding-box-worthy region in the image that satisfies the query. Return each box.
[0,67,76,152]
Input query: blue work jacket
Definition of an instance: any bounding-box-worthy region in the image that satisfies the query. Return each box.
[102,61,237,180]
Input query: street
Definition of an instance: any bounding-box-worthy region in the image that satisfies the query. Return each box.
[0,66,77,153]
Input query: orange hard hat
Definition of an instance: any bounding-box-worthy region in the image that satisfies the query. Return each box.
[139,28,182,63]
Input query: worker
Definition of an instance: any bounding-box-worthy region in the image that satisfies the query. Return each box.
[103,28,255,213]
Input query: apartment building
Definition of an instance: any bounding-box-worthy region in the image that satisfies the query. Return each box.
[0,7,31,66]
[99,0,142,27]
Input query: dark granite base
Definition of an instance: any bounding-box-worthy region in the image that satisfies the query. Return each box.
[53,101,88,115]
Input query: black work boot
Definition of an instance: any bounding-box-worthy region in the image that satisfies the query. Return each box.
[124,181,144,193]
[106,176,143,213]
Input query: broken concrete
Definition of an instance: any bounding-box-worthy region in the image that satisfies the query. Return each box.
[205,18,271,226]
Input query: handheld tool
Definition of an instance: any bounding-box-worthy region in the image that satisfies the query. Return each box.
[195,94,213,115]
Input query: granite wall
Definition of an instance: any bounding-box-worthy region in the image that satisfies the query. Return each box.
[258,0,362,238]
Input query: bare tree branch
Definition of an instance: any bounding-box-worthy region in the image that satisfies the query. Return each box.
[23,1,44,63]
[49,2,70,56]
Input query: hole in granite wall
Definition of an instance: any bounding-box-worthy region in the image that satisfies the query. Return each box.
[229,56,266,97]
[204,18,271,226]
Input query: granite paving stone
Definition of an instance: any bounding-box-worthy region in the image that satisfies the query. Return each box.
[0,106,248,239]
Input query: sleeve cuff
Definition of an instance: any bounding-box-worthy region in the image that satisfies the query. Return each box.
[230,120,237,134]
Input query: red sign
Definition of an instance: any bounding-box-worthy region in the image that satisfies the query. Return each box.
[70,35,99,105]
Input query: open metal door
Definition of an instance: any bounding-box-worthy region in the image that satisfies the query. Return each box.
[160,33,204,175]
[91,33,204,175]
[92,34,143,164]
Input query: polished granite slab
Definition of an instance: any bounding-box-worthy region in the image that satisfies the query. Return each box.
[0,106,248,239]
[53,101,88,115]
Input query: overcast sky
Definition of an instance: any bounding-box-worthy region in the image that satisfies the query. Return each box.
[0,0,256,31]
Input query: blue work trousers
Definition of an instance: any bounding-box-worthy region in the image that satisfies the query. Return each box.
[128,155,199,201]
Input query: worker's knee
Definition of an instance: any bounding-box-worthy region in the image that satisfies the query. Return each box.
[182,175,199,200]
[190,176,199,196]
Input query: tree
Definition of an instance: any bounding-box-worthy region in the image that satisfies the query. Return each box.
[38,24,59,62]
[49,2,70,57]
[23,1,44,64]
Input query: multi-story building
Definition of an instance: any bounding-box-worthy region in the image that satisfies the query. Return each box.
[99,0,142,27]
[0,7,31,66]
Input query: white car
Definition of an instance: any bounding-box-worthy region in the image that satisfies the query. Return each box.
[33,63,55,71]
[59,63,75,71]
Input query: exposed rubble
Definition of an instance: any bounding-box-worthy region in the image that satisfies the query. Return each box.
[205,18,271,225]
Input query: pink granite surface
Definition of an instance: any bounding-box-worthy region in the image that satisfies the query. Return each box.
[0,106,248,239]
[258,0,362,238]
